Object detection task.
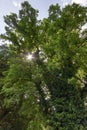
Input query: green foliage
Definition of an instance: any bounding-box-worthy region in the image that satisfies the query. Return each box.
[0,1,87,130]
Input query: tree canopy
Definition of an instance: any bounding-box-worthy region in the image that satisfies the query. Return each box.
[0,1,87,130]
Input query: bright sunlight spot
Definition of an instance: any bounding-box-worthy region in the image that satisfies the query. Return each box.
[26,53,33,60]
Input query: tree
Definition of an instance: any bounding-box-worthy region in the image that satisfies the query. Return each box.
[41,3,87,129]
[0,1,87,130]
[0,1,47,130]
